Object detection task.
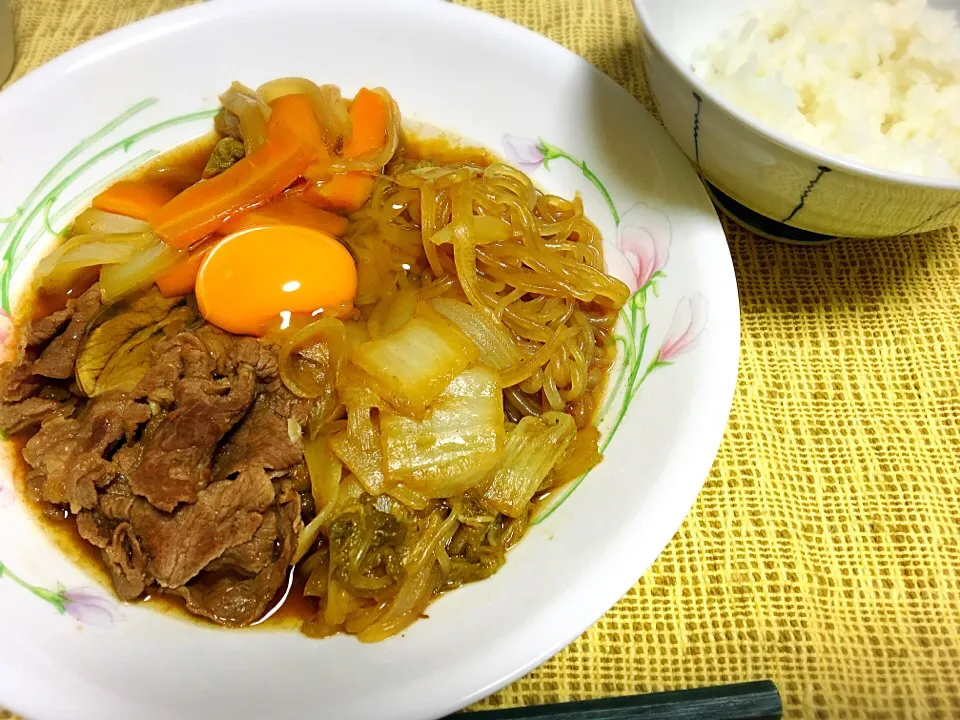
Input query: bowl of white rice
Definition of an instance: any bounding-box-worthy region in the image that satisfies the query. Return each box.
[633,0,960,241]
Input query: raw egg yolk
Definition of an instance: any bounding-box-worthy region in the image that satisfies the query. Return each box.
[195,225,357,336]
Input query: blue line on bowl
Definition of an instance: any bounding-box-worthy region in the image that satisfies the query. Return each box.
[898,198,960,236]
[781,165,832,223]
[705,181,837,244]
[692,91,703,170]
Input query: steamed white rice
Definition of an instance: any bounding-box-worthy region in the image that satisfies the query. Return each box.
[691,0,960,180]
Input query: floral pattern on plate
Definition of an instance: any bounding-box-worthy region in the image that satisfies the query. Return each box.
[502,135,708,519]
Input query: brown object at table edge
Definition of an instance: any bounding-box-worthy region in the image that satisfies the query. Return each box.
[3,0,960,718]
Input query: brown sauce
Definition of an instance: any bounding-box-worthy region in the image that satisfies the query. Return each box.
[10,127,611,634]
[9,129,504,632]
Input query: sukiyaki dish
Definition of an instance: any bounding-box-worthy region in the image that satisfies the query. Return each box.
[0,78,629,641]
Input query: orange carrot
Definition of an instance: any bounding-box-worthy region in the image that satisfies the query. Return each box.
[148,122,318,249]
[219,194,349,237]
[268,93,332,175]
[294,89,389,213]
[155,244,213,298]
[92,181,180,220]
[342,88,388,158]
[300,173,376,213]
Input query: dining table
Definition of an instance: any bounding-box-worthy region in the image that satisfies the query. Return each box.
[2,0,960,717]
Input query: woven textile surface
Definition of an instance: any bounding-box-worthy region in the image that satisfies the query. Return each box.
[3,0,960,717]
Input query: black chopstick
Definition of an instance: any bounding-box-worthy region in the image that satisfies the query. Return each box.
[451,680,782,719]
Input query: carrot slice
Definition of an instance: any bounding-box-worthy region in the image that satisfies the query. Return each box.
[92,181,180,221]
[148,122,318,249]
[219,194,348,237]
[342,88,388,158]
[269,93,332,177]
[300,173,376,213]
[155,244,213,298]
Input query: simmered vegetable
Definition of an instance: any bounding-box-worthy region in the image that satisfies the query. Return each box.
[75,289,197,396]
[218,82,271,155]
[380,366,504,498]
[98,234,180,303]
[481,412,577,517]
[148,121,318,248]
[202,137,246,178]
[92,181,179,220]
[352,309,479,418]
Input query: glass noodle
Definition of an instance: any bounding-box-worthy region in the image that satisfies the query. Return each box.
[285,144,628,640]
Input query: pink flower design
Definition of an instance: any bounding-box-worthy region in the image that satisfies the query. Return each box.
[659,293,708,362]
[61,587,123,628]
[603,202,671,293]
[502,134,545,172]
[0,479,13,508]
[0,309,12,350]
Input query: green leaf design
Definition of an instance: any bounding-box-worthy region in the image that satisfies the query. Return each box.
[529,140,676,524]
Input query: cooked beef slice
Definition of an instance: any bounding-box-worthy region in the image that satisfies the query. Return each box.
[171,480,302,626]
[0,394,75,434]
[22,391,150,513]
[80,467,277,602]
[4,289,307,627]
[0,284,104,435]
[31,284,101,379]
[214,386,311,481]
[127,332,262,511]
[0,362,42,403]
[23,305,74,347]
[125,467,276,589]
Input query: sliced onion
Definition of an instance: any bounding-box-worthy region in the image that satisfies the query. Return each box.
[37,232,156,284]
[327,88,401,174]
[292,434,343,564]
[219,82,271,155]
[277,318,347,399]
[99,235,180,304]
[257,78,351,149]
[432,297,524,373]
[71,208,151,236]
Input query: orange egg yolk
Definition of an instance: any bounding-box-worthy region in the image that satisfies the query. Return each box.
[195,225,357,336]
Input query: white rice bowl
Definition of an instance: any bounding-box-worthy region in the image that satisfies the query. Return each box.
[692,0,960,180]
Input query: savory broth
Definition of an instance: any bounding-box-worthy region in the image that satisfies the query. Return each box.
[4,79,626,640]
[12,129,611,632]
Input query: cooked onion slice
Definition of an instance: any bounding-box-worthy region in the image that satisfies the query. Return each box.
[432,297,524,374]
[98,234,180,304]
[71,207,151,236]
[219,82,271,155]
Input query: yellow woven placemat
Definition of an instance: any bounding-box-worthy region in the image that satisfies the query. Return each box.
[4,1,960,718]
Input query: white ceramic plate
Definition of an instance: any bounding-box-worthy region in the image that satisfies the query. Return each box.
[0,1,739,718]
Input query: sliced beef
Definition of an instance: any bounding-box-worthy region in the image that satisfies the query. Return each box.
[171,480,302,626]
[0,362,42,403]
[203,510,279,576]
[22,391,150,513]
[128,332,262,511]
[0,395,75,434]
[3,286,307,627]
[0,284,103,436]
[31,284,101,379]
[86,467,276,600]
[24,305,74,348]
[214,386,311,482]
